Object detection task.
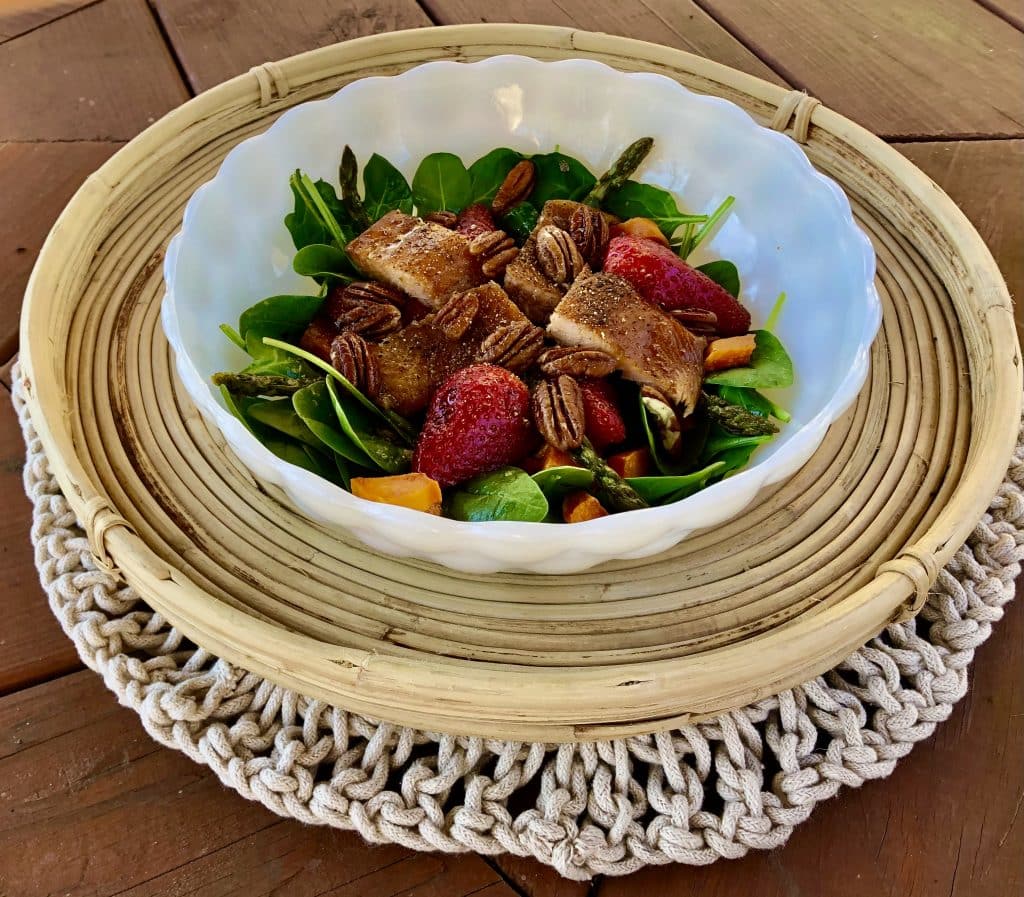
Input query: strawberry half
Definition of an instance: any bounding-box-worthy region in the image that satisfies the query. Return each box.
[413,364,533,487]
[579,378,627,454]
[455,203,497,240]
[603,234,751,336]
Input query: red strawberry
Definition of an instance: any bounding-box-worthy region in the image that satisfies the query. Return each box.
[455,203,497,240]
[579,379,627,454]
[413,364,533,486]
[603,235,751,336]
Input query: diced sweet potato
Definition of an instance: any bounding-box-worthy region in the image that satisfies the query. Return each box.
[351,473,442,515]
[522,444,577,474]
[607,448,653,478]
[610,217,669,246]
[299,314,337,362]
[562,491,609,523]
[704,334,757,372]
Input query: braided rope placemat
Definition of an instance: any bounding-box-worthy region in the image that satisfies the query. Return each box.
[15,367,1023,879]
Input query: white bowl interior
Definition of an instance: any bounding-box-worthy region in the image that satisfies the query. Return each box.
[164,56,879,573]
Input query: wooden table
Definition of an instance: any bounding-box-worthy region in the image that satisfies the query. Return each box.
[1,2,1022,894]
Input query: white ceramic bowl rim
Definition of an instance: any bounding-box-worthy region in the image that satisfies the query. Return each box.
[162,55,880,573]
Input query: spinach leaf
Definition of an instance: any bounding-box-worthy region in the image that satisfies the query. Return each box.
[448,467,549,522]
[219,385,258,435]
[715,385,791,423]
[696,260,740,298]
[286,171,355,249]
[262,337,415,444]
[220,323,246,351]
[292,244,356,284]
[704,329,794,389]
[626,461,726,504]
[531,466,594,501]
[702,427,773,462]
[530,152,596,205]
[467,148,525,205]
[246,398,323,448]
[712,442,766,478]
[292,380,374,467]
[676,195,735,258]
[362,153,414,220]
[325,378,412,473]
[285,177,331,250]
[412,152,472,214]
[499,202,539,242]
[240,329,312,378]
[603,180,707,239]
[237,293,324,340]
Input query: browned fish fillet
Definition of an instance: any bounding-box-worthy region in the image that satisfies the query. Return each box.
[346,210,485,307]
[502,233,566,325]
[372,282,529,414]
[547,273,704,413]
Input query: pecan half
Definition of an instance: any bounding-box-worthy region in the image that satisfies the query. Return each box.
[434,290,480,340]
[532,375,585,451]
[477,320,545,373]
[535,225,586,285]
[568,205,610,267]
[491,160,537,215]
[330,332,381,399]
[537,345,617,378]
[336,300,402,339]
[423,210,458,228]
[670,307,719,334]
[341,280,407,308]
[469,229,520,278]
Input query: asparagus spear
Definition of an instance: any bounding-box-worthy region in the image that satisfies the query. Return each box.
[212,372,320,397]
[583,137,655,208]
[339,145,371,232]
[572,439,649,513]
[703,393,779,437]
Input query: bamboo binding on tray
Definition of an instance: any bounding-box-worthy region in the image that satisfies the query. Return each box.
[18,25,1021,741]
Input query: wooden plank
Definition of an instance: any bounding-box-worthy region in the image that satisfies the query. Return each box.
[0,0,99,42]
[493,854,590,897]
[423,0,787,85]
[0,354,16,390]
[977,0,1024,31]
[152,0,432,92]
[893,140,1024,340]
[0,396,82,695]
[600,581,1024,896]
[0,0,188,140]
[0,670,519,897]
[0,141,121,363]
[696,0,1024,138]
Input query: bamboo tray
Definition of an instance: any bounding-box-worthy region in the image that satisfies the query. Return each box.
[20,25,1021,741]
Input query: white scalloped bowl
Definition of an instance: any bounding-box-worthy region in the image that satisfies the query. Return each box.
[162,56,880,574]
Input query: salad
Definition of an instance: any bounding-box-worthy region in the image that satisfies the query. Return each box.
[213,138,794,523]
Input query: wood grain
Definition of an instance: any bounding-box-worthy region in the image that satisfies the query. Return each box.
[152,0,432,92]
[600,582,1024,897]
[0,0,187,140]
[0,141,120,362]
[893,140,1024,339]
[0,396,82,695]
[0,0,98,41]
[0,670,518,897]
[492,854,591,897]
[696,0,1024,138]
[423,0,787,85]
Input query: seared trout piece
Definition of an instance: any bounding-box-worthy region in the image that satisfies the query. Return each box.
[547,273,704,413]
[373,282,529,415]
[346,210,484,307]
[502,233,567,325]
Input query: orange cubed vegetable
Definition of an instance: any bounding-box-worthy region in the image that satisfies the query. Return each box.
[704,334,757,372]
[351,473,442,515]
[610,217,669,246]
[523,444,578,473]
[607,447,653,478]
[562,491,609,523]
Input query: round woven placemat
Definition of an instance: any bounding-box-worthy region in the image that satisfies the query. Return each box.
[15,370,1023,878]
